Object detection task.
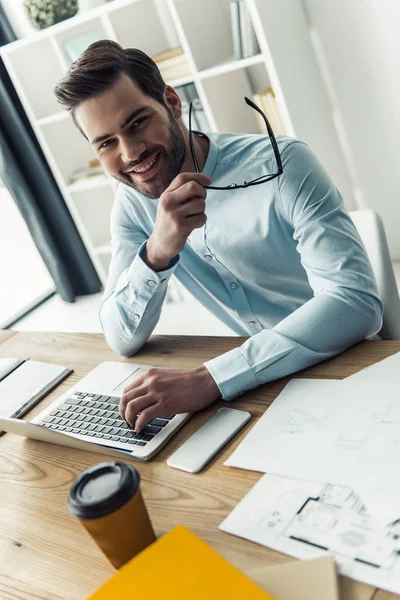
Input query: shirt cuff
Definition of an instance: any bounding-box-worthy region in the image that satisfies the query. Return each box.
[125,241,179,297]
[203,347,259,400]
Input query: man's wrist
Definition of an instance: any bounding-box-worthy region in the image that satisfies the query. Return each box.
[192,365,221,401]
[144,240,174,272]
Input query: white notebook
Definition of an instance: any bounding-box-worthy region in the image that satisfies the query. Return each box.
[0,359,72,425]
[0,357,25,382]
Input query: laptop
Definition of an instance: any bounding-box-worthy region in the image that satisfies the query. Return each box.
[0,361,190,461]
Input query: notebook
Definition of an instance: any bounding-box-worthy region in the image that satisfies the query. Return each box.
[86,525,276,599]
[0,358,72,431]
[0,357,25,382]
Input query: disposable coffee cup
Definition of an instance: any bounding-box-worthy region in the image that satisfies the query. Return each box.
[68,461,156,569]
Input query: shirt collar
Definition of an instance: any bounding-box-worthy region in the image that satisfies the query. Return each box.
[193,132,219,179]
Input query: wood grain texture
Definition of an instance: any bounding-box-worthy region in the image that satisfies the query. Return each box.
[0,329,16,345]
[0,333,399,600]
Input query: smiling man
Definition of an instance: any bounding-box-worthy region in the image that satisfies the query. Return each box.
[54,40,382,433]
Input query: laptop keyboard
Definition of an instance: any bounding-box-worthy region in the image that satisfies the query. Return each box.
[38,391,174,447]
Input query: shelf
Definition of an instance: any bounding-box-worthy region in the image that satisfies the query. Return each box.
[0,0,356,285]
[40,117,97,185]
[37,112,70,127]
[198,54,265,80]
[69,184,114,248]
[202,66,265,134]
[95,243,111,255]
[4,38,65,120]
[167,74,196,88]
[108,0,179,58]
[67,175,114,193]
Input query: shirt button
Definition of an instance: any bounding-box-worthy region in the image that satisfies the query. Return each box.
[230,282,237,289]
[249,321,256,328]
[147,279,155,287]
[133,313,140,319]
[204,254,213,261]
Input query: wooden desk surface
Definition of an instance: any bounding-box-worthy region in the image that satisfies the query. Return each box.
[0,332,398,600]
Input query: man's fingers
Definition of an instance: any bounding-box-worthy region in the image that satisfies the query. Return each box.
[124,395,156,429]
[184,213,207,230]
[181,198,206,218]
[135,404,163,433]
[166,172,211,193]
[164,181,207,209]
[119,382,147,419]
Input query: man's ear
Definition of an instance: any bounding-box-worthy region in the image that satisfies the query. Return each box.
[164,85,182,119]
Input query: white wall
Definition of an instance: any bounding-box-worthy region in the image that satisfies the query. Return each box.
[304,0,400,258]
[252,0,357,211]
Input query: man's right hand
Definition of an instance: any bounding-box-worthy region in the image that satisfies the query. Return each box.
[144,172,211,271]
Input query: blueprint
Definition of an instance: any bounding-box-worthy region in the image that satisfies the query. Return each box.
[220,474,400,594]
[225,378,400,522]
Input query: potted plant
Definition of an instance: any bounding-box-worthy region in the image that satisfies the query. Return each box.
[23,0,78,30]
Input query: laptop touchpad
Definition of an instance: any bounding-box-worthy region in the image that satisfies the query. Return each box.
[113,366,148,394]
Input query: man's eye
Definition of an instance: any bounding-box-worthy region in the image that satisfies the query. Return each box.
[130,116,148,130]
[99,139,114,150]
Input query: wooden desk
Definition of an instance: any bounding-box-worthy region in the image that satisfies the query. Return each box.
[0,332,398,600]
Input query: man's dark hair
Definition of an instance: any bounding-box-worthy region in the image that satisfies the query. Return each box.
[54,40,166,132]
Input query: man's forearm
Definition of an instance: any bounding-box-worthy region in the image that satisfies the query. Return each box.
[100,244,179,357]
[205,287,382,400]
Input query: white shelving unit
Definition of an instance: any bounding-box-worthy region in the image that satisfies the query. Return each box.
[0,0,355,286]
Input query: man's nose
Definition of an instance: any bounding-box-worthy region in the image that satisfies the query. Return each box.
[120,137,146,164]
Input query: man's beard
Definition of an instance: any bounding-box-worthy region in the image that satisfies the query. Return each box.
[113,113,186,199]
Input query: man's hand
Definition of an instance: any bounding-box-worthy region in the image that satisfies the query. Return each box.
[144,172,211,271]
[119,365,220,432]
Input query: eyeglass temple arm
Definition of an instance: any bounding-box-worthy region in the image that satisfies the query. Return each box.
[189,102,201,173]
[244,96,283,173]
[189,97,283,175]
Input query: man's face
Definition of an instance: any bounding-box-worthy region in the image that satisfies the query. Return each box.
[75,74,186,199]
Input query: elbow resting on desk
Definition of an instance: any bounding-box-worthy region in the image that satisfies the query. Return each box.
[308,287,383,356]
[99,286,383,366]
[99,299,152,358]
[342,286,383,345]
[355,290,383,341]
[104,334,145,359]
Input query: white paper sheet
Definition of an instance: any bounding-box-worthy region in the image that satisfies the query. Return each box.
[346,351,400,521]
[225,378,400,522]
[348,350,400,382]
[220,474,400,594]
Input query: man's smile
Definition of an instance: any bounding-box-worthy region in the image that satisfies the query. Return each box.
[123,151,161,181]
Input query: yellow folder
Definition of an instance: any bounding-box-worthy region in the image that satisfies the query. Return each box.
[87,525,276,599]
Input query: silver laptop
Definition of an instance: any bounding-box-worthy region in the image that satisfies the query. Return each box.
[0,361,190,461]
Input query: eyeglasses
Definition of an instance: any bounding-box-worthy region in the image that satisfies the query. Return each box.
[188,96,283,190]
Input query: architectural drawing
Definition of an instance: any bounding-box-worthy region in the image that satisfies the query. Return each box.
[220,474,400,594]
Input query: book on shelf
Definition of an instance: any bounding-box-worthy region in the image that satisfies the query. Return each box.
[176,83,210,132]
[230,1,260,60]
[68,159,107,185]
[152,47,191,81]
[230,2,242,60]
[239,0,260,58]
[252,87,287,136]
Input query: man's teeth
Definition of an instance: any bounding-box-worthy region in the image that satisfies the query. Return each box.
[130,153,158,174]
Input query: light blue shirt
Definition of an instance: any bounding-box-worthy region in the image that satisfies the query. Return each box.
[100,133,382,400]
